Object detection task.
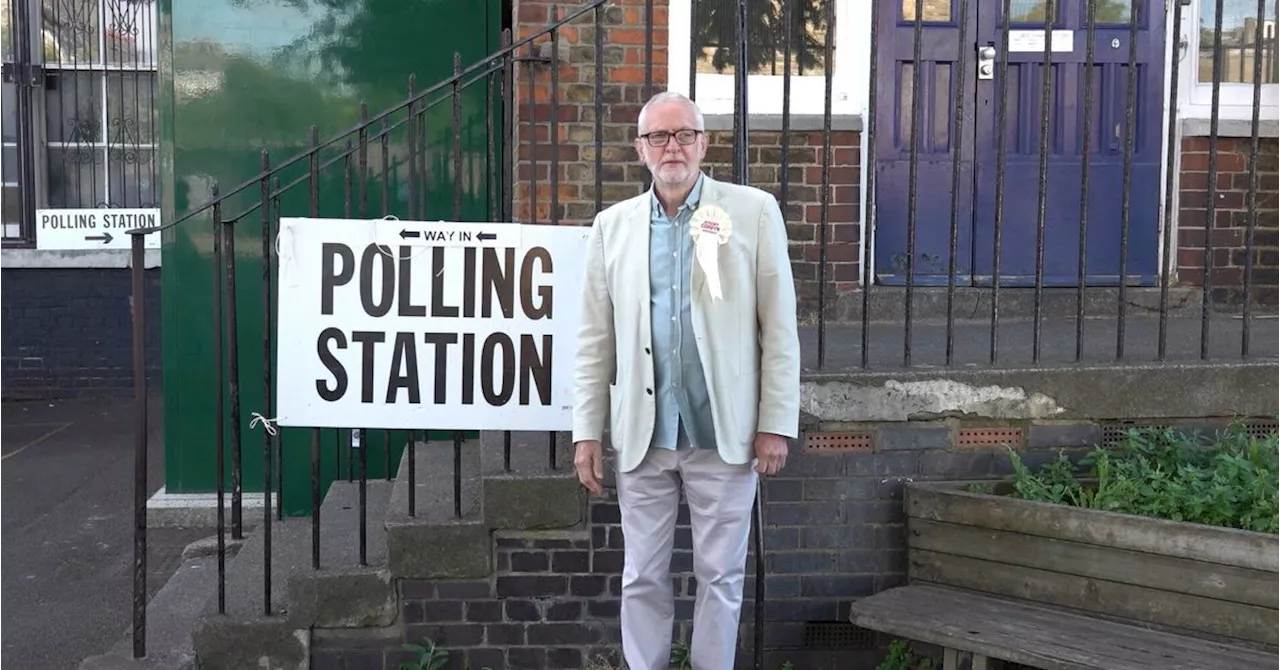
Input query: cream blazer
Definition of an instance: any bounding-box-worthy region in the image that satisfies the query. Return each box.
[571,175,801,474]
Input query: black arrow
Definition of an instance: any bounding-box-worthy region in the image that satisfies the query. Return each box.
[85,232,113,244]
[400,229,420,239]
[476,232,496,241]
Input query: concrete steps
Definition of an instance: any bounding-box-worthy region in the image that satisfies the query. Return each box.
[80,432,586,670]
[190,478,394,670]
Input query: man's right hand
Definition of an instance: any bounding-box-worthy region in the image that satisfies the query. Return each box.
[573,440,605,496]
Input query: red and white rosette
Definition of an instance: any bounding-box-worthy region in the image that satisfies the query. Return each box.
[689,204,732,300]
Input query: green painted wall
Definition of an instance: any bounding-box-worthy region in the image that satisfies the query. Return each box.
[160,0,504,514]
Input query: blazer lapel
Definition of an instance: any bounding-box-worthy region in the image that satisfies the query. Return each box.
[627,198,652,335]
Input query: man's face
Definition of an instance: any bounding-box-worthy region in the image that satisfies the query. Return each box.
[635,101,707,188]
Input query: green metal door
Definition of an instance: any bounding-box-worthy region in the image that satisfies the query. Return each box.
[161,0,505,515]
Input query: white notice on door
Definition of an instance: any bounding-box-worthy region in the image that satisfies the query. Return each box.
[1007,29,1073,53]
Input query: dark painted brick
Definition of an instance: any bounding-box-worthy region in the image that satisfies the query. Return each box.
[767,550,837,573]
[435,580,491,599]
[875,524,904,550]
[745,575,799,599]
[919,450,995,477]
[570,574,608,596]
[527,623,604,645]
[673,526,692,550]
[873,451,920,476]
[590,502,621,523]
[496,575,567,597]
[608,574,622,595]
[675,598,695,620]
[552,550,590,573]
[495,552,510,571]
[877,425,952,451]
[309,649,343,670]
[763,598,841,621]
[546,647,583,669]
[591,526,608,548]
[763,478,804,501]
[592,550,625,573]
[467,648,506,669]
[798,525,870,550]
[545,601,583,621]
[404,600,425,624]
[805,477,876,500]
[837,550,881,573]
[529,538,584,550]
[1028,422,1103,448]
[507,647,544,669]
[1,268,162,399]
[669,551,692,572]
[505,599,541,622]
[845,500,903,524]
[782,452,846,477]
[342,649,382,670]
[486,623,525,645]
[400,580,434,598]
[495,536,526,548]
[801,574,874,598]
[764,502,842,525]
[420,600,463,623]
[403,623,484,648]
[509,551,550,572]
[466,600,503,623]
[588,599,620,619]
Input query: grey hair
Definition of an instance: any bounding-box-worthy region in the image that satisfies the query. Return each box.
[637,91,705,133]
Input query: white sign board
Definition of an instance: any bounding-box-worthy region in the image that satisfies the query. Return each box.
[1007,29,1074,53]
[36,208,162,250]
[274,217,590,432]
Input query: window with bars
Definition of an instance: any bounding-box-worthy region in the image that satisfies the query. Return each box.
[666,0,861,116]
[1,0,157,244]
[1184,0,1278,120]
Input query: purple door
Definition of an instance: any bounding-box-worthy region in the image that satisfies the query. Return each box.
[876,0,1166,287]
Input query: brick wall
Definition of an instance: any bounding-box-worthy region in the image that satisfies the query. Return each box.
[1,268,162,399]
[308,419,1161,670]
[1177,136,1279,307]
[512,0,862,319]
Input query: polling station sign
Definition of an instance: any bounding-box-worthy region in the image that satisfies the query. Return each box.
[275,217,589,431]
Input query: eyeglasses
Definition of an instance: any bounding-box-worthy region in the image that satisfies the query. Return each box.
[639,129,702,147]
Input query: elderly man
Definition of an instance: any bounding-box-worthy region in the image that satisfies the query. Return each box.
[571,91,801,670]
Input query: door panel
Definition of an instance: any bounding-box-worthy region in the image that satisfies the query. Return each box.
[874,0,1166,287]
[875,0,977,286]
[971,0,1165,286]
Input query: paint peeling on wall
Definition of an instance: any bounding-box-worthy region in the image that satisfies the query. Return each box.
[800,378,1068,422]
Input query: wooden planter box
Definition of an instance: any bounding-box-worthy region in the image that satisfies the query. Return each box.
[904,480,1279,650]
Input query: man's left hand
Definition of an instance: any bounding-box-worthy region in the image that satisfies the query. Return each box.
[753,432,789,475]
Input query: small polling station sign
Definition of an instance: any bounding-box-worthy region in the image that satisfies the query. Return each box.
[274,217,590,432]
[36,208,162,250]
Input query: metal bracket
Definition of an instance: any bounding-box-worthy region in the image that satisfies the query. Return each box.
[1,62,46,88]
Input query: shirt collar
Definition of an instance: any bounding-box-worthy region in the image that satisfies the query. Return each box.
[649,172,705,220]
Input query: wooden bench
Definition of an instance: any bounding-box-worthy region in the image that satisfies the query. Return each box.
[849,584,1277,670]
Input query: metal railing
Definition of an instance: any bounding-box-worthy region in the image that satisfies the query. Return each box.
[121,0,1275,663]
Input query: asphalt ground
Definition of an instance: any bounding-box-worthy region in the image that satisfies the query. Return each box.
[2,394,208,670]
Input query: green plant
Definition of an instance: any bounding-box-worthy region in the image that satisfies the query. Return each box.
[1004,422,1279,533]
[399,638,450,670]
[876,639,936,670]
[670,641,692,669]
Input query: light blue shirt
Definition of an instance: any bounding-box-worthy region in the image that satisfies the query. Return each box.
[648,173,716,451]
